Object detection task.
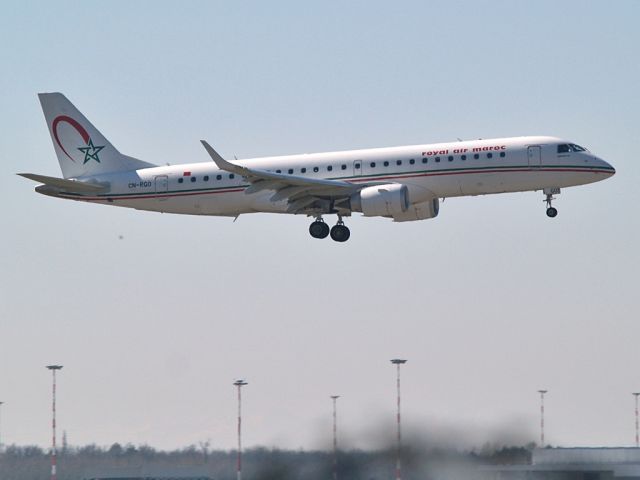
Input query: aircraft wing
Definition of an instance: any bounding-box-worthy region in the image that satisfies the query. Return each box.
[201,140,375,213]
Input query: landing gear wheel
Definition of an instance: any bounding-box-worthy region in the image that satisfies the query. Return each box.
[543,189,560,218]
[309,220,330,239]
[330,224,351,242]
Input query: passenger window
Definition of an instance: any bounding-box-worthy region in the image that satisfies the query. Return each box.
[383,161,389,167]
[204,175,209,181]
[435,157,440,163]
[474,154,479,159]
[191,177,196,182]
[487,153,493,159]
[370,162,376,168]
[461,155,466,160]
[499,152,505,158]
[355,163,361,169]
[396,160,402,166]
[216,174,222,180]
[229,174,235,179]
[327,165,333,171]
[288,168,293,174]
[421,158,427,164]
[276,170,281,173]
[448,156,453,162]
[313,167,319,173]
[409,159,415,165]
[341,164,347,170]
[301,168,307,173]
[178,178,184,183]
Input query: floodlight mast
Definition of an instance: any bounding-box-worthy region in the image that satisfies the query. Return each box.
[633,393,640,447]
[331,396,340,480]
[538,390,548,447]
[391,359,407,480]
[234,380,248,480]
[46,365,63,480]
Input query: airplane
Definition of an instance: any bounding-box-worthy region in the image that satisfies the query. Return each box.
[20,93,615,242]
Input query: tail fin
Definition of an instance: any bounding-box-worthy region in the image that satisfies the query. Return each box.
[39,93,155,178]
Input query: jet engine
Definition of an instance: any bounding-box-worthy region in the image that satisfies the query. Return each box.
[350,184,440,221]
[351,184,409,217]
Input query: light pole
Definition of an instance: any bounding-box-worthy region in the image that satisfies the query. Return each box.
[0,401,4,452]
[538,390,547,447]
[234,380,248,480]
[391,359,407,480]
[331,395,340,480]
[633,393,640,447]
[46,365,63,480]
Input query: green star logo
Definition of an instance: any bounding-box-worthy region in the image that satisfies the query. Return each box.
[77,138,105,164]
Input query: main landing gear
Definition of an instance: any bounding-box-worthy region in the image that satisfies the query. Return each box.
[544,188,560,218]
[309,216,350,242]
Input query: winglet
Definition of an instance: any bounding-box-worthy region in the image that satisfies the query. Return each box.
[200,140,248,176]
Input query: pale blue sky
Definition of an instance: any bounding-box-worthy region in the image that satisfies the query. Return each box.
[1,1,639,451]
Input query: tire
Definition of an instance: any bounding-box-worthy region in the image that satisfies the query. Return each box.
[546,207,558,218]
[330,225,350,242]
[309,221,330,239]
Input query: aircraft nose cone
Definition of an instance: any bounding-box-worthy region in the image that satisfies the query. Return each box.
[597,157,615,176]
[604,160,616,176]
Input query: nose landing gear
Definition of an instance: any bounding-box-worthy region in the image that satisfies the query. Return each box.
[544,188,560,218]
[309,215,351,242]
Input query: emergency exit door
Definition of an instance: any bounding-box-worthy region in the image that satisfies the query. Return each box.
[155,175,169,201]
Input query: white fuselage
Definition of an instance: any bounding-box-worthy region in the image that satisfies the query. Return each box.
[51,136,614,217]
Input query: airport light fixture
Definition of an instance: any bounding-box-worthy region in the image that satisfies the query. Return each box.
[538,390,548,447]
[234,380,248,480]
[633,393,640,448]
[331,395,340,480]
[391,359,407,480]
[46,365,63,480]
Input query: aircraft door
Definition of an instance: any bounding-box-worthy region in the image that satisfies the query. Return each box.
[527,146,542,168]
[353,160,362,176]
[155,175,169,201]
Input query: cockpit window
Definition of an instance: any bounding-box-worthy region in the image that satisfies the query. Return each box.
[558,143,588,153]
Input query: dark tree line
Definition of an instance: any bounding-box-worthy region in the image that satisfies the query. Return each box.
[0,443,532,480]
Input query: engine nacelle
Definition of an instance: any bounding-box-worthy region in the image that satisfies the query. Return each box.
[351,184,409,217]
[351,184,439,222]
[392,197,439,222]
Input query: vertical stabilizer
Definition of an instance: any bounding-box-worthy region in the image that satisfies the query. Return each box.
[39,93,155,178]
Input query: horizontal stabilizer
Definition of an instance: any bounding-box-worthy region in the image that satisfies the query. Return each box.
[18,173,108,193]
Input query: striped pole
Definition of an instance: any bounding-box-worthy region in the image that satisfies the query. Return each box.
[234,380,248,480]
[538,390,547,447]
[391,359,407,480]
[46,366,63,480]
[331,396,340,480]
[633,393,640,447]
